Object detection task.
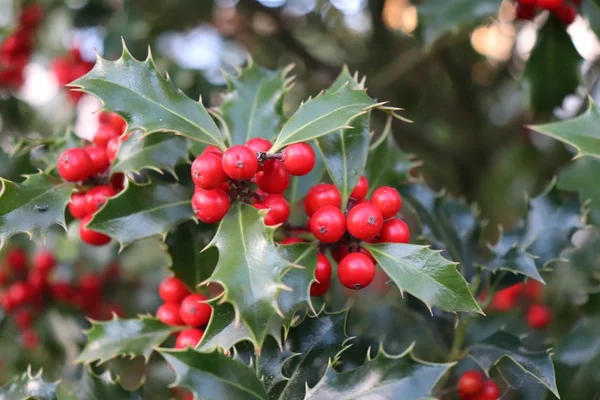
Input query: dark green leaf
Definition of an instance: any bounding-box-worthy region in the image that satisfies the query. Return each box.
[485,245,543,283]
[255,336,295,392]
[366,132,418,190]
[0,369,57,400]
[0,147,37,182]
[56,369,142,400]
[286,154,326,207]
[555,316,600,366]
[557,156,600,222]
[583,0,600,38]
[198,303,259,351]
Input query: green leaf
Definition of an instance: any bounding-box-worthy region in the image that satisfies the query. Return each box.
[468,331,559,397]
[0,173,75,248]
[523,17,582,115]
[198,303,258,351]
[76,316,177,364]
[88,180,193,248]
[366,131,419,190]
[204,203,291,347]
[305,348,453,400]
[0,146,37,182]
[111,130,189,177]
[270,85,377,152]
[160,348,269,400]
[0,369,58,400]
[583,0,600,39]
[363,243,482,314]
[485,243,543,283]
[557,156,600,222]
[56,369,142,400]
[71,43,225,149]
[220,62,291,145]
[255,336,295,393]
[555,315,600,366]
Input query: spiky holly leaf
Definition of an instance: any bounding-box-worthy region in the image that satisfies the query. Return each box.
[0,173,75,248]
[0,146,37,182]
[198,303,261,351]
[87,180,193,249]
[220,61,292,145]
[305,348,453,400]
[557,156,600,222]
[363,243,482,314]
[160,348,269,400]
[485,243,543,283]
[111,130,189,177]
[0,369,57,400]
[76,316,177,364]
[270,85,378,152]
[271,311,349,400]
[254,336,295,392]
[204,203,291,347]
[56,369,142,400]
[524,17,581,115]
[70,43,226,149]
[468,331,559,397]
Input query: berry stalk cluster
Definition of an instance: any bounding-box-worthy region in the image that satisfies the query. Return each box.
[515,0,580,24]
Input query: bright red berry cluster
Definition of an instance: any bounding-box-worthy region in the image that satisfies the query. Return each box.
[190,139,316,224]
[486,280,552,330]
[156,277,213,349]
[457,370,501,400]
[57,112,127,246]
[0,4,42,89]
[52,48,94,102]
[515,0,580,25]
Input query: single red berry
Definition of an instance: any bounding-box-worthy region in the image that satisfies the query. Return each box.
[350,176,369,200]
[19,4,43,28]
[221,145,258,180]
[84,145,110,176]
[457,370,484,398]
[309,206,346,243]
[357,247,377,264]
[263,194,290,225]
[191,153,228,189]
[338,253,375,290]
[80,273,102,295]
[57,148,93,182]
[256,160,290,194]
[6,248,27,270]
[159,277,190,303]
[527,304,552,329]
[489,284,522,312]
[473,380,501,400]
[93,124,119,148]
[254,203,278,226]
[0,269,7,286]
[33,250,55,275]
[111,173,126,192]
[571,0,581,5]
[28,271,47,292]
[371,186,402,219]
[202,145,224,157]
[21,328,39,349]
[85,185,116,215]
[522,280,544,301]
[79,216,111,246]
[108,113,127,134]
[314,253,332,284]
[106,137,119,162]
[304,183,342,216]
[157,302,184,326]
[1,293,16,313]
[179,294,212,328]
[69,192,89,219]
[191,188,230,223]
[50,282,75,303]
[554,4,576,25]
[8,282,33,307]
[13,308,34,330]
[538,0,562,9]
[331,244,349,263]
[380,218,410,243]
[346,203,383,241]
[310,278,331,296]
[246,138,272,153]
[282,143,316,176]
[280,237,303,245]
[175,328,204,349]
[515,3,537,20]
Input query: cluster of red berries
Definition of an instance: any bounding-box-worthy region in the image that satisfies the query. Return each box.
[52,48,94,102]
[0,4,42,89]
[190,138,315,224]
[156,277,213,349]
[515,0,580,25]
[0,247,123,349]
[457,370,500,400]
[57,112,127,246]
[486,280,552,329]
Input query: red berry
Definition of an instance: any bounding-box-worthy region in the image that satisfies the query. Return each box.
[523,280,544,301]
[331,244,349,263]
[84,146,110,176]
[179,294,212,328]
[85,185,116,215]
[20,4,43,28]
[50,282,75,303]
[28,271,47,292]
[159,277,190,303]
[79,216,111,246]
[191,188,230,223]
[175,328,204,349]
[371,186,402,219]
[527,304,552,329]
[191,153,228,189]
[346,203,383,241]
[489,284,522,311]
[106,137,119,162]
[33,250,55,275]
[309,206,346,243]
[515,3,537,20]
[245,138,272,153]
[21,328,38,349]
[473,380,501,400]
[350,176,369,200]
[304,183,342,216]
[280,237,303,245]
[80,273,102,295]
[202,145,224,157]
[380,218,410,243]
[6,248,26,270]
[93,123,120,148]
[263,194,290,225]
[310,278,331,296]
[57,148,93,182]
[221,145,258,180]
[314,253,332,284]
[357,247,377,264]
[338,253,375,290]
[554,4,576,25]
[457,370,484,398]
[1,293,16,313]
[538,0,562,9]
[69,192,89,219]
[8,282,33,307]
[254,204,277,225]
[111,173,126,192]
[14,308,34,330]
[516,0,537,5]
[157,302,184,326]
[256,160,290,194]
[282,143,316,176]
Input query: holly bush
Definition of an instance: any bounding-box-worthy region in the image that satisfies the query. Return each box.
[1,0,600,399]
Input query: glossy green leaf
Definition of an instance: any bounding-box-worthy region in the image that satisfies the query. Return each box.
[160,348,268,400]
[468,331,559,397]
[366,133,419,191]
[0,146,37,182]
[76,316,177,364]
[204,203,292,347]
[255,336,295,392]
[485,244,543,283]
[558,156,600,222]
[555,316,600,366]
[0,369,57,400]
[364,243,482,314]
[112,130,189,177]
[305,348,453,400]
[88,180,193,248]
[198,303,261,351]
[220,62,291,145]
[0,173,75,248]
[56,369,142,400]
[270,85,377,152]
[524,17,581,115]
[71,43,225,149]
